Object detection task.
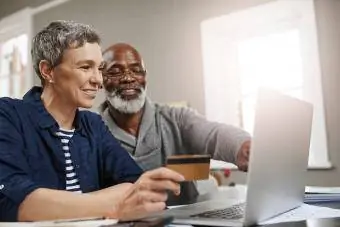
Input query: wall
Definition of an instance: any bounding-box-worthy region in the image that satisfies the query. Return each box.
[311,0,340,186]
[33,0,272,111]
[29,0,340,186]
[0,0,54,19]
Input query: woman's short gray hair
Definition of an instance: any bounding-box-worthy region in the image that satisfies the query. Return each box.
[31,20,101,84]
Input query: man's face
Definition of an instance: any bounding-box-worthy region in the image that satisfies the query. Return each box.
[102,47,147,113]
[52,42,104,108]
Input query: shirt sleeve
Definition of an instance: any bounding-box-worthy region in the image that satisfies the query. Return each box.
[97,115,143,184]
[175,107,251,164]
[0,100,40,221]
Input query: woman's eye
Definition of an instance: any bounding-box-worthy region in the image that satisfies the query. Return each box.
[80,65,91,70]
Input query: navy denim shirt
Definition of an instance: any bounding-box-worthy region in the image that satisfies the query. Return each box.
[0,87,143,221]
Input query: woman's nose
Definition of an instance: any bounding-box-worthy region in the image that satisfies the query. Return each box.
[90,69,103,86]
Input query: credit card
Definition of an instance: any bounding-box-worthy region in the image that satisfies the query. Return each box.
[166,155,211,181]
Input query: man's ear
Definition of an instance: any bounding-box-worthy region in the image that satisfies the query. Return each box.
[39,60,54,83]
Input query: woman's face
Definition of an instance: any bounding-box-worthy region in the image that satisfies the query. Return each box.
[51,42,104,108]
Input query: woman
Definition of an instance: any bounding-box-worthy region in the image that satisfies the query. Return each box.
[0,20,184,222]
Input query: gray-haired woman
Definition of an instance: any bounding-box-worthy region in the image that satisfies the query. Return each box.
[0,20,183,222]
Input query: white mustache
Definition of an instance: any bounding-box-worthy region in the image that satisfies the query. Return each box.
[106,87,147,114]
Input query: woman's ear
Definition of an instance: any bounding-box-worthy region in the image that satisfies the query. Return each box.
[39,60,54,83]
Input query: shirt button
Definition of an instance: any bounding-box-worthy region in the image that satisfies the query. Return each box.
[0,184,4,190]
[76,165,80,168]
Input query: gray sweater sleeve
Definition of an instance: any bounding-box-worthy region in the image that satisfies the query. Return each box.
[175,107,251,164]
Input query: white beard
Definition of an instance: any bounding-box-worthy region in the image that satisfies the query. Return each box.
[106,87,146,114]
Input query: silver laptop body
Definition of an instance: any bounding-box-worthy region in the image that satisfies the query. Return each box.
[163,88,313,226]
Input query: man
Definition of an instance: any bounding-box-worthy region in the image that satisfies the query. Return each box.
[0,21,184,222]
[100,43,251,204]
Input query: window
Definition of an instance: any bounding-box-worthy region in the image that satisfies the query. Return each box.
[0,34,28,97]
[238,29,304,133]
[201,0,330,168]
[0,9,32,98]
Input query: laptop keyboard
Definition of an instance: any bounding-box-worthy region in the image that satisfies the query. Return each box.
[190,203,246,220]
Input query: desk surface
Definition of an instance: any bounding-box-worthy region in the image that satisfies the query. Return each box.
[1,186,339,227]
[170,185,340,227]
[260,218,340,227]
[258,201,340,226]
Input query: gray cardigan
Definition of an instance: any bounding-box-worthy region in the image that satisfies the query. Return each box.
[101,99,250,205]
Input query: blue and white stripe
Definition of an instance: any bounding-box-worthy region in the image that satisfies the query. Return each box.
[56,129,82,193]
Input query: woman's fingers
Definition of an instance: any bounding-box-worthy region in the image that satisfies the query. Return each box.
[134,190,168,203]
[142,201,166,214]
[144,167,185,182]
[137,167,184,194]
[112,167,184,221]
[117,202,166,221]
[114,189,167,221]
[137,178,181,195]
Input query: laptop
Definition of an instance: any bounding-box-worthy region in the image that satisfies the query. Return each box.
[161,88,314,226]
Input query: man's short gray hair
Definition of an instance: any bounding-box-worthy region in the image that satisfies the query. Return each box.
[31,20,101,85]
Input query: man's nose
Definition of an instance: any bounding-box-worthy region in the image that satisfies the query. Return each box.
[120,71,136,82]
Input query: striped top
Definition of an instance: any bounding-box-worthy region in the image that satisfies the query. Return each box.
[55,128,82,193]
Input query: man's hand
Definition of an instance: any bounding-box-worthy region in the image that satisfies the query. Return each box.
[236,140,251,172]
[107,167,185,221]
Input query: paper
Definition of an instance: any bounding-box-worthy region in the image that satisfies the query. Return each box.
[0,219,118,227]
[260,204,340,225]
[168,225,193,227]
[304,193,340,203]
[35,219,118,227]
[210,160,238,170]
[0,223,34,227]
[305,186,340,194]
[304,186,340,203]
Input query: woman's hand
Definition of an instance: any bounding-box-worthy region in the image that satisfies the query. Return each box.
[107,167,184,221]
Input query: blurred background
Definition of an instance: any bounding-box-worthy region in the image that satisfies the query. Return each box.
[0,0,339,186]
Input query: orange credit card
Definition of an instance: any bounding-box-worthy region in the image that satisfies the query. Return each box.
[166,155,211,181]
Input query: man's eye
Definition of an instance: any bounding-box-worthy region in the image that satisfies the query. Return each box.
[109,68,122,74]
[131,67,143,73]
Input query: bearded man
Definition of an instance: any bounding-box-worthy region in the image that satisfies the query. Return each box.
[100,43,251,205]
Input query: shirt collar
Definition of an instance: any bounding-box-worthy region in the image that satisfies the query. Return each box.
[100,98,155,142]
[23,86,84,134]
[138,98,155,138]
